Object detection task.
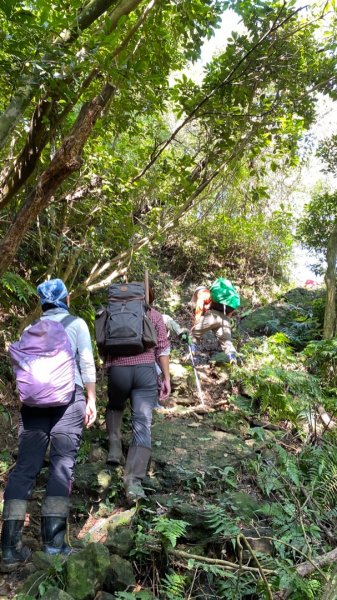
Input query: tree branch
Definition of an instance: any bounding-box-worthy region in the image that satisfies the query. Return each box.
[170,548,275,575]
[0,83,116,277]
[0,0,143,150]
[130,3,306,184]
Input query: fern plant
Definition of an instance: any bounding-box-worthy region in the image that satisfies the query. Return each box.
[216,571,257,599]
[300,440,337,511]
[0,271,36,306]
[304,338,337,393]
[153,517,189,550]
[275,564,322,599]
[241,364,325,422]
[204,504,240,538]
[161,571,187,600]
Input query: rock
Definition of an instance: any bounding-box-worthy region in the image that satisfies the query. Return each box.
[168,502,213,543]
[86,509,136,544]
[174,396,192,405]
[41,588,75,600]
[170,502,209,529]
[74,462,120,495]
[239,288,324,339]
[151,414,255,485]
[105,526,134,556]
[229,492,261,519]
[209,352,229,364]
[94,593,117,600]
[88,446,108,463]
[18,570,46,597]
[65,543,111,600]
[240,527,274,561]
[170,362,189,379]
[104,554,136,592]
[32,550,66,570]
[239,304,288,336]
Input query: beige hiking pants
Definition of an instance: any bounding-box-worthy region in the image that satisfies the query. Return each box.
[191,310,236,355]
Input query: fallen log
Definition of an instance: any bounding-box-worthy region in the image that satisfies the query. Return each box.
[296,547,337,577]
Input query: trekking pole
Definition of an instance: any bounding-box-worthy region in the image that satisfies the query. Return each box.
[188,343,205,406]
[144,269,150,304]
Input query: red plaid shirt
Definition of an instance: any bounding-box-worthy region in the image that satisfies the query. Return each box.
[104,307,170,367]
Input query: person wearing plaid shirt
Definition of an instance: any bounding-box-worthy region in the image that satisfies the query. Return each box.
[104,298,170,504]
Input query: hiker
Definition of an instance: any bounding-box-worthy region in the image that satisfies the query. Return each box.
[1,279,96,566]
[191,280,238,364]
[103,282,170,504]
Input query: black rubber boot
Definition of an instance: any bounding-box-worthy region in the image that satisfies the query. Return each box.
[106,409,125,466]
[124,446,151,505]
[41,496,74,555]
[1,500,31,567]
[41,516,72,555]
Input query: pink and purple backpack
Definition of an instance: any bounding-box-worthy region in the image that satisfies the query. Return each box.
[9,316,76,408]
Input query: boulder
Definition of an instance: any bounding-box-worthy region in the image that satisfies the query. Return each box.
[65,543,111,600]
[32,550,66,570]
[74,462,120,495]
[240,527,274,562]
[86,509,136,544]
[104,554,136,592]
[229,491,261,519]
[105,526,134,556]
[151,414,255,486]
[18,570,46,597]
[239,288,323,339]
[88,446,109,463]
[41,588,75,600]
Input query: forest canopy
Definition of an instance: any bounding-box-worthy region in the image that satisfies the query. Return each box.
[0,0,336,308]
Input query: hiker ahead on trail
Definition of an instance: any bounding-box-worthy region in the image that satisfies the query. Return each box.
[2,279,96,567]
[191,278,240,364]
[95,280,170,505]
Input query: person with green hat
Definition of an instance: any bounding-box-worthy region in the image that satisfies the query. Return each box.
[191,278,240,364]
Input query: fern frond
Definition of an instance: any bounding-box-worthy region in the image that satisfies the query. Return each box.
[0,271,36,305]
[154,517,189,549]
[161,571,187,600]
[204,505,240,538]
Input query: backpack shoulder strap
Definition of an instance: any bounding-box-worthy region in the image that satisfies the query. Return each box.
[60,314,77,328]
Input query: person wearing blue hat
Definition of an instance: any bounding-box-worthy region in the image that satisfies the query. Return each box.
[1,279,96,566]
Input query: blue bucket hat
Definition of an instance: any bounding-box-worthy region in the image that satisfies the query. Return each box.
[37,278,69,310]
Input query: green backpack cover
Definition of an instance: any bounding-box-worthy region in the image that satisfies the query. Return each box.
[210,278,240,309]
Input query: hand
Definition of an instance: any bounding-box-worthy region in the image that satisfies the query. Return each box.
[85,396,97,428]
[159,377,171,402]
[179,331,193,345]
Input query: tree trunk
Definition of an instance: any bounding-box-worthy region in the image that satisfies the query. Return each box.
[323,221,337,339]
[0,70,98,210]
[0,83,115,277]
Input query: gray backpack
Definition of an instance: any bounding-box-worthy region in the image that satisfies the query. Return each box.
[95,282,157,356]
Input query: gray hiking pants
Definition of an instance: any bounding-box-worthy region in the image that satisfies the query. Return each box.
[4,385,85,501]
[107,364,158,449]
[191,310,236,354]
